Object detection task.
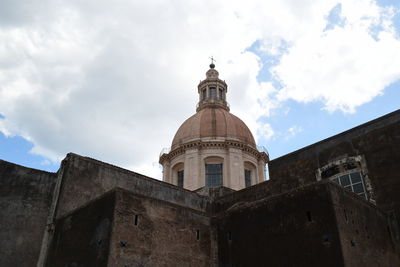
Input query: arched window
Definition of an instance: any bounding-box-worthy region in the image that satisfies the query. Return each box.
[172,163,184,188]
[205,156,223,188]
[332,172,367,199]
[209,87,217,99]
[316,156,372,201]
[244,162,256,188]
[177,170,184,188]
[244,169,251,188]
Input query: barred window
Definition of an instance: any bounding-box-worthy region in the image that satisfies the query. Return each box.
[177,170,184,188]
[245,169,251,188]
[332,172,367,199]
[206,163,223,187]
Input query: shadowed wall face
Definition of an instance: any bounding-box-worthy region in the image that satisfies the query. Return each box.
[216,183,344,267]
[329,183,400,266]
[268,111,400,239]
[0,161,56,267]
[45,192,115,267]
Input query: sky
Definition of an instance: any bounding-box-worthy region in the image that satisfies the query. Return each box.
[0,0,399,179]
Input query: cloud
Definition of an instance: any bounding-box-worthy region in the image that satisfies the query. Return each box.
[0,0,399,177]
[257,122,274,142]
[285,126,303,140]
[272,1,400,113]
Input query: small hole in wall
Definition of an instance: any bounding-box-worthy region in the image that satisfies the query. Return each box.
[387,226,392,239]
[350,240,356,247]
[306,211,313,222]
[134,215,139,226]
[120,241,127,247]
[196,230,200,240]
[322,234,331,246]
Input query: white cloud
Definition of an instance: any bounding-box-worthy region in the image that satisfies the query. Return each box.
[0,0,399,177]
[257,122,274,142]
[272,1,400,113]
[285,125,303,140]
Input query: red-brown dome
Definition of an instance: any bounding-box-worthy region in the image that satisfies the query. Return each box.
[171,107,256,149]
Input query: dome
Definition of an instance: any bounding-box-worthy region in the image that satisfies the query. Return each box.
[171,107,256,149]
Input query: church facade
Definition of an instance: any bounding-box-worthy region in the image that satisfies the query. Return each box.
[1,65,400,266]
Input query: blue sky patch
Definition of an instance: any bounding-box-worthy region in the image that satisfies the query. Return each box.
[324,4,346,32]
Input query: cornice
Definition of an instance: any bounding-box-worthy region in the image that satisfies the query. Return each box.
[159,140,269,164]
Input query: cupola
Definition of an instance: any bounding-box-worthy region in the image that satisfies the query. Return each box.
[159,61,269,191]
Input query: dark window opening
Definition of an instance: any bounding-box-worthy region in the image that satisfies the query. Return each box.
[321,165,340,178]
[196,229,200,240]
[202,89,206,100]
[245,169,251,188]
[350,240,356,247]
[228,231,232,241]
[219,88,224,100]
[322,234,331,245]
[134,215,139,226]
[177,170,184,188]
[210,87,217,99]
[206,163,223,187]
[306,211,313,222]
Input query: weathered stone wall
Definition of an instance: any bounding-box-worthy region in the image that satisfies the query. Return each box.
[328,182,400,266]
[108,189,212,266]
[0,160,56,267]
[215,182,344,267]
[55,153,210,219]
[269,110,400,235]
[45,190,115,267]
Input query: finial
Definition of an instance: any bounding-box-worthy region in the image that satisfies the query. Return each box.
[209,56,216,69]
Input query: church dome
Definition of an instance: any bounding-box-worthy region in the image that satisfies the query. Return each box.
[171,107,256,149]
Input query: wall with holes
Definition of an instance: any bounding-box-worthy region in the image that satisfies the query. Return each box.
[329,182,400,266]
[215,182,344,267]
[108,189,212,266]
[268,109,400,247]
[215,181,400,267]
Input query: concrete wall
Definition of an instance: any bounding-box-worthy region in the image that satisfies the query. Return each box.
[108,189,212,266]
[0,160,56,267]
[45,191,115,266]
[269,109,400,236]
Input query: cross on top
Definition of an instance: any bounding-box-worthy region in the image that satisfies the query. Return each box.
[210,56,216,64]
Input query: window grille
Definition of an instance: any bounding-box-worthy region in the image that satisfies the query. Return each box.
[206,163,223,187]
[177,170,184,188]
[332,172,367,199]
[245,169,251,188]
